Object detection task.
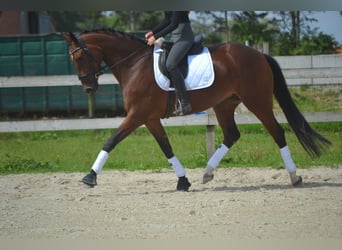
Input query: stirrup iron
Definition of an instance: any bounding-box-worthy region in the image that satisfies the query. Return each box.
[173,99,192,116]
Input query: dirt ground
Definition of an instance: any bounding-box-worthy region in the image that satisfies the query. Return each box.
[0,167,341,239]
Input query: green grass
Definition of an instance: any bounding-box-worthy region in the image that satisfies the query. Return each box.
[0,122,341,175]
[273,85,342,113]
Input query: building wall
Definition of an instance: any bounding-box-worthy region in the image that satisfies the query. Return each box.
[0,11,22,34]
[0,11,55,35]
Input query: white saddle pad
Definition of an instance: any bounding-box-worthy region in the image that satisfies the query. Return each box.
[153,46,214,91]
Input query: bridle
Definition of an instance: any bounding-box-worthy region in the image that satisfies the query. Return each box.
[69,33,148,82]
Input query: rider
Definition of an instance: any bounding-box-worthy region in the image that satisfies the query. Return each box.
[145,11,194,116]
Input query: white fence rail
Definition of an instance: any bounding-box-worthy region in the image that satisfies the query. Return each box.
[1,111,341,133]
[274,54,342,85]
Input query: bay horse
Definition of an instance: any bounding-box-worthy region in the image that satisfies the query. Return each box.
[63,29,331,191]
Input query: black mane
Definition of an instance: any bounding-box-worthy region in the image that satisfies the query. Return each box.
[80,28,146,44]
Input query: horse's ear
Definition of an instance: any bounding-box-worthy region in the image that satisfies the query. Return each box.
[63,32,78,44]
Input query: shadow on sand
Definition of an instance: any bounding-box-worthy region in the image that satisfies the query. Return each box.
[156,181,342,194]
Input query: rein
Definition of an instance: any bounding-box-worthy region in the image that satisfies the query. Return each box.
[69,33,148,81]
[99,46,148,76]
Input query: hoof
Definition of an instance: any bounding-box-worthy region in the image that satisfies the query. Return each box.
[177,176,191,191]
[292,176,303,187]
[202,172,214,184]
[82,170,97,187]
[290,172,303,187]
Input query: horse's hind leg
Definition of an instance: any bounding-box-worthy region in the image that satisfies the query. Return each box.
[203,98,241,184]
[243,100,302,186]
[145,119,191,191]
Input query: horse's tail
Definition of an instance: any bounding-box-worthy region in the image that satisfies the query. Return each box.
[264,54,331,158]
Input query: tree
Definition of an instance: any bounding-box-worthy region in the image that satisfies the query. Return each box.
[273,11,318,54]
[75,12,108,31]
[191,11,280,47]
[137,11,164,31]
[230,12,279,46]
[49,11,163,34]
[295,32,338,55]
[103,11,139,31]
[49,11,339,56]
[102,11,163,32]
[202,11,231,43]
[48,11,107,32]
[273,11,338,55]
[48,11,82,32]
[190,11,225,44]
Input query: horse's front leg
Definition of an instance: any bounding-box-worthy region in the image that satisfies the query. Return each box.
[145,119,191,191]
[82,115,143,187]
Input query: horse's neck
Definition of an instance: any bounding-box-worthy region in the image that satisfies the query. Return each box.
[102,36,149,82]
[103,35,145,61]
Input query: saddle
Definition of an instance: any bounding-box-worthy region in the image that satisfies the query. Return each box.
[158,35,204,81]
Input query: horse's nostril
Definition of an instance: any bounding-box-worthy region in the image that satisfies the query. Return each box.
[85,87,92,94]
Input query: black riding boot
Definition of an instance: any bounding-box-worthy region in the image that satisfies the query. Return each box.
[168,68,192,116]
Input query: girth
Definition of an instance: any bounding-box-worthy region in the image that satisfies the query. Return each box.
[158,35,204,80]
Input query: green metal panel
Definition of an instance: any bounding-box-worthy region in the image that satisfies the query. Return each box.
[70,85,88,110]
[0,56,22,76]
[24,87,47,111]
[95,85,124,110]
[47,86,71,111]
[23,55,45,75]
[0,88,24,112]
[22,41,43,55]
[0,32,131,114]
[131,31,145,41]
[113,84,124,108]
[47,54,70,75]
[0,33,72,76]
[1,32,143,77]
[0,39,20,55]
[0,84,124,115]
[95,85,116,108]
[46,40,67,54]
[0,37,23,76]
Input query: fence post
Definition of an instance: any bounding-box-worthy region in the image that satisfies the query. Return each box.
[263,42,269,54]
[206,125,216,159]
[206,108,217,159]
[88,93,94,118]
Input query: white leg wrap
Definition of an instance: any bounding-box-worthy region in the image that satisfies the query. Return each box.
[207,144,229,169]
[168,156,186,177]
[280,146,296,173]
[91,150,109,174]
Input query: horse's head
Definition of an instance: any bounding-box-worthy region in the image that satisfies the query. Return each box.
[63,32,103,94]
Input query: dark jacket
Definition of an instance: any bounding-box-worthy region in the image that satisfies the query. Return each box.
[152,11,190,39]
